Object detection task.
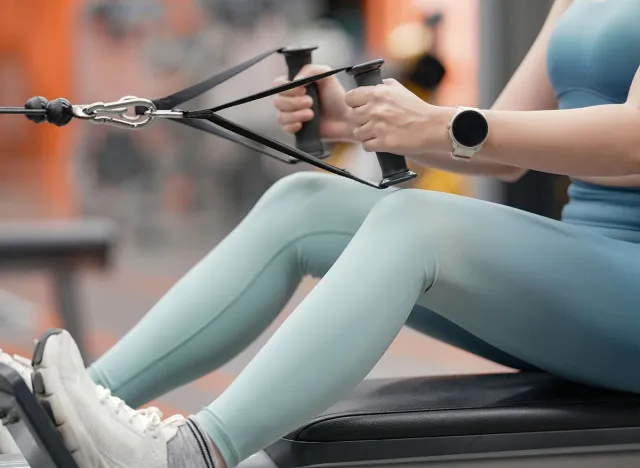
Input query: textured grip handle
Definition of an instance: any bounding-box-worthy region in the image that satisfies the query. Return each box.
[347,60,416,187]
[280,46,327,158]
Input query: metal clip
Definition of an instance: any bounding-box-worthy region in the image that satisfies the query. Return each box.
[72,96,158,129]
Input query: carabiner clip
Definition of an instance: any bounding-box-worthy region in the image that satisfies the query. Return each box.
[72,96,158,129]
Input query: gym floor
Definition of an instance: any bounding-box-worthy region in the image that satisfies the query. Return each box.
[0,205,508,417]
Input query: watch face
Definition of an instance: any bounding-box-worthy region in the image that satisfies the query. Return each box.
[452,110,489,148]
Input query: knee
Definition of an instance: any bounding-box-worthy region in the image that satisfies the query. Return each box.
[365,189,444,230]
[362,189,467,248]
[258,172,343,208]
[358,190,444,290]
[249,172,369,231]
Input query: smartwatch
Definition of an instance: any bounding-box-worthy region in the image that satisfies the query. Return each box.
[447,107,489,161]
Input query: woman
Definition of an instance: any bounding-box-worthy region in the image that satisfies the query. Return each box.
[9,0,640,467]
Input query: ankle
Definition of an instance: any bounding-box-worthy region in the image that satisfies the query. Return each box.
[210,441,228,468]
[168,418,223,468]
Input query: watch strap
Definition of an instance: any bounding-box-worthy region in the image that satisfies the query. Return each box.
[451,145,476,160]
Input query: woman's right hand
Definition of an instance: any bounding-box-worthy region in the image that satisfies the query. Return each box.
[273,64,353,141]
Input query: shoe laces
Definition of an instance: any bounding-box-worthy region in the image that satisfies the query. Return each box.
[0,349,33,381]
[96,385,165,434]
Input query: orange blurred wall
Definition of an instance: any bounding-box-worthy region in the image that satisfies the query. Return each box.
[364,0,479,107]
[0,0,82,217]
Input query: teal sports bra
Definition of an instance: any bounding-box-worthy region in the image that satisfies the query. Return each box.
[546,0,640,241]
[547,0,640,108]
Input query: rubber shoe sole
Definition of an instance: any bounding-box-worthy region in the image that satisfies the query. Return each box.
[32,329,93,467]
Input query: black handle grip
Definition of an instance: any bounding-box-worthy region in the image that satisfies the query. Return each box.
[347,60,416,188]
[279,46,328,158]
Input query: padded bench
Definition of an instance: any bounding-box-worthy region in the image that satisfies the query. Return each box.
[0,219,115,360]
[264,372,640,468]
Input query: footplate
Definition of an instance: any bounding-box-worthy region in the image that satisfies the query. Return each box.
[0,363,78,468]
[0,455,28,467]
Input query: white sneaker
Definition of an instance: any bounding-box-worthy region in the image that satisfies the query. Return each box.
[32,329,184,468]
[0,350,34,454]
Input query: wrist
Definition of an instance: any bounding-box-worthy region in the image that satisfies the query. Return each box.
[426,106,457,153]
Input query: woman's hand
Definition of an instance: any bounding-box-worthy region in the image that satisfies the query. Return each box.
[273,65,354,141]
[344,79,452,154]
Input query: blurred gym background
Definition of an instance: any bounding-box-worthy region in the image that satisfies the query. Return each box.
[0,0,562,415]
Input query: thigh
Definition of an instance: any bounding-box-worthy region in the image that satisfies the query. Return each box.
[406,304,538,371]
[269,175,538,371]
[401,190,640,392]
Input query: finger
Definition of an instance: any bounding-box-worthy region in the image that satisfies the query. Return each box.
[274,94,313,112]
[344,87,374,108]
[272,76,307,97]
[278,85,307,97]
[362,138,382,153]
[272,76,288,87]
[350,104,372,126]
[296,64,339,92]
[277,109,314,126]
[295,64,332,80]
[283,123,303,134]
[352,121,375,142]
[382,78,402,87]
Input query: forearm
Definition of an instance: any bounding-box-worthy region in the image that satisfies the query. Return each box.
[416,103,640,178]
[407,27,556,183]
[475,103,640,177]
[410,149,524,182]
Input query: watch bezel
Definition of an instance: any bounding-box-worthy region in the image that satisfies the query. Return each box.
[449,108,489,150]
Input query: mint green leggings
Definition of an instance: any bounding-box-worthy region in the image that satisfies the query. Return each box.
[88,172,640,467]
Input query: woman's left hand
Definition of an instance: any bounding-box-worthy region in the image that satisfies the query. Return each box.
[344,79,451,155]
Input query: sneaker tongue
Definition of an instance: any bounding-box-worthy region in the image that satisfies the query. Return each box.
[161,415,186,428]
[160,414,187,441]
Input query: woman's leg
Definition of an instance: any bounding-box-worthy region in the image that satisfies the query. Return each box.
[192,189,640,466]
[36,185,636,468]
[87,172,385,407]
[88,172,527,409]
[406,304,537,371]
